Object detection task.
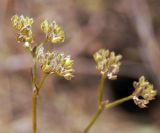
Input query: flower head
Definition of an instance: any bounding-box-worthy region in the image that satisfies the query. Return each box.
[41,20,64,44]
[132,76,157,108]
[11,15,33,44]
[93,49,122,80]
[37,47,74,80]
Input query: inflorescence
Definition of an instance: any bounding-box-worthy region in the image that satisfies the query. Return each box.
[132,76,157,108]
[41,20,65,44]
[11,15,34,49]
[36,47,74,80]
[93,49,122,80]
[11,14,74,80]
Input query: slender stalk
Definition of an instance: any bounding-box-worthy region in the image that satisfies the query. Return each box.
[32,91,37,133]
[83,95,133,133]
[98,75,106,105]
[83,75,106,133]
[32,57,38,133]
[83,106,105,133]
[32,58,37,85]
[37,73,48,91]
[31,57,48,133]
[106,95,133,109]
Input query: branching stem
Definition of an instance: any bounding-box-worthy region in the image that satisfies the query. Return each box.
[106,95,133,109]
[32,56,48,133]
[83,75,133,133]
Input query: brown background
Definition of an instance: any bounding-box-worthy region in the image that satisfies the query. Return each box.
[0,0,160,133]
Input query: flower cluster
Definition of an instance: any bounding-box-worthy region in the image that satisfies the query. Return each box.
[132,76,157,108]
[11,15,74,80]
[93,49,122,80]
[11,15,33,45]
[41,20,65,44]
[37,47,74,80]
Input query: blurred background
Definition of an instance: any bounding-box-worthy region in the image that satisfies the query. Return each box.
[0,0,160,133]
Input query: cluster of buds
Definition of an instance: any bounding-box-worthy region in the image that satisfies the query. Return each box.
[11,15,33,48]
[41,20,65,44]
[93,49,122,80]
[36,47,74,80]
[132,76,157,108]
[11,15,74,80]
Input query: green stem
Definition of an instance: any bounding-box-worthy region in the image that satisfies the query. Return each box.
[37,73,48,91]
[32,91,37,133]
[106,95,133,109]
[83,95,133,133]
[32,58,37,85]
[83,106,105,133]
[32,57,38,133]
[31,59,48,133]
[31,39,49,133]
[98,75,106,105]
[83,75,106,133]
